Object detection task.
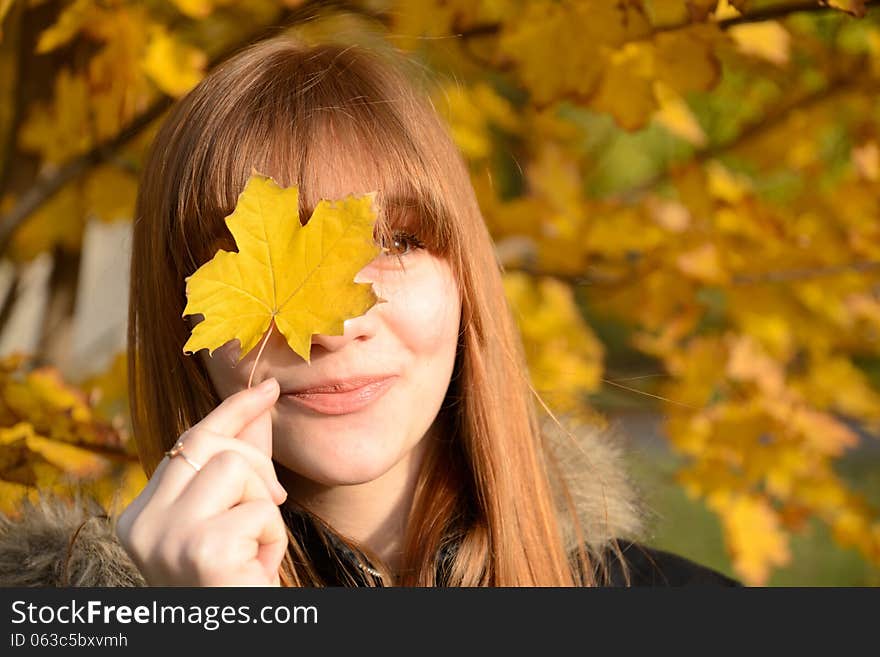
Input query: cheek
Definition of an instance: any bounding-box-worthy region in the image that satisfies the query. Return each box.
[386,263,460,357]
[199,340,249,398]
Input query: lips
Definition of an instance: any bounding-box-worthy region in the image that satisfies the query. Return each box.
[283,375,395,395]
[280,375,397,415]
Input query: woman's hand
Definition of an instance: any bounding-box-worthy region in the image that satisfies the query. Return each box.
[116,378,289,586]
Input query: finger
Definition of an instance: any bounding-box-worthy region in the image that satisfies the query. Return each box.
[172,450,278,524]
[236,405,273,457]
[147,429,287,507]
[198,377,280,437]
[198,500,288,585]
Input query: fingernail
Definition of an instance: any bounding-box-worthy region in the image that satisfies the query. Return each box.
[274,481,288,502]
[255,378,278,395]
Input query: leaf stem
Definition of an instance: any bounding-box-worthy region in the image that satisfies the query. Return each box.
[247,320,275,389]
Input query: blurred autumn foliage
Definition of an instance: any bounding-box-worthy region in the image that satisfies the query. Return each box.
[1,0,880,585]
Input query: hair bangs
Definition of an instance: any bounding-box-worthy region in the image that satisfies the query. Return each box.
[296,117,452,258]
[176,43,454,274]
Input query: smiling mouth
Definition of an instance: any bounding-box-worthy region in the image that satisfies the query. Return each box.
[280,376,397,415]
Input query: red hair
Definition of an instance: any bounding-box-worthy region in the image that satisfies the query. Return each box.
[129,35,625,585]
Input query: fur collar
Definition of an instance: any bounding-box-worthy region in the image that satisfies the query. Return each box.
[0,419,647,586]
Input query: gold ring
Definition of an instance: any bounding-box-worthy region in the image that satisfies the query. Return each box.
[165,440,202,472]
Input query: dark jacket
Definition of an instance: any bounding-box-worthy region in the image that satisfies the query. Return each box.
[602,542,740,586]
[283,505,741,587]
[0,423,740,587]
[0,492,738,587]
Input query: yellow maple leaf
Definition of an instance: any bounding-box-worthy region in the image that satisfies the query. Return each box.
[438,82,520,161]
[498,0,652,105]
[591,42,657,130]
[828,0,867,17]
[676,242,729,284]
[503,271,604,417]
[654,27,721,95]
[141,25,207,97]
[84,165,138,222]
[0,479,32,515]
[35,0,97,53]
[706,160,752,203]
[0,422,111,487]
[717,0,745,18]
[709,491,791,585]
[171,0,215,18]
[0,0,14,42]
[183,172,382,364]
[12,183,85,260]
[653,81,707,146]
[729,21,791,66]
[19,68,91,164]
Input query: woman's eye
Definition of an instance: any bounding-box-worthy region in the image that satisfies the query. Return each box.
[380,231,424,258]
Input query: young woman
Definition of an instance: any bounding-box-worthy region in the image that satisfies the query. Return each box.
[0,35,738,587]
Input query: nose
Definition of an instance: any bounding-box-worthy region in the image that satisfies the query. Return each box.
[309,316,374,353]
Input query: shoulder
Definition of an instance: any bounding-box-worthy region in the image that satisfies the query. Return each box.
[0,492,145,587]
[598,540,742,587]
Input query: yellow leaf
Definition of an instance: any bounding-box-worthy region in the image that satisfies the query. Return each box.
[81,351,130,427]
[686,0,720,21]
[828,0,867,17]
[706,160,751,203]
[725,334,785,395]
[171,0,214,18]
[591,42,656,130]
[0,479,32,515]
[141,26,207,97]
[852,141,879,181]
[438,82,519,161]
[654,27,721,95]
[797,354,880,420]
[498,0,651,105]
[35,0,96,53]
[653,81,707,146]
[183,172,382,363]
[0,422,111,487]
[12,183,85,260]
[714,0,743,18]
[787,407,859,456]
[710,491,791,585]
[643,0,719,26]
[79,460,147,515]
[83,6,153,140]
[0,0,14,41]
[676,242,728,283]
[647,196,691,232]
[729,21,791,66]
[25,433,111,479]
[84,165,138,222]
[503,272,604,415]
[19,68,91,163]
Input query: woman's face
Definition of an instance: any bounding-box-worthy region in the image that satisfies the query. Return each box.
[199,198,461,488]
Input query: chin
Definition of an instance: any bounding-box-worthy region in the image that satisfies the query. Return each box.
[295,457,396,487]
[274,434,401,487]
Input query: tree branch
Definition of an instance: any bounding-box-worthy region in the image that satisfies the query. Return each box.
[456,0,879,40]
[0,0,386,256]
[0,98,171,254]
[617,74,880,202]
[0,0,25,205]
[731,260,880,285]
[505,259,880,288]
[718,0,878,28]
